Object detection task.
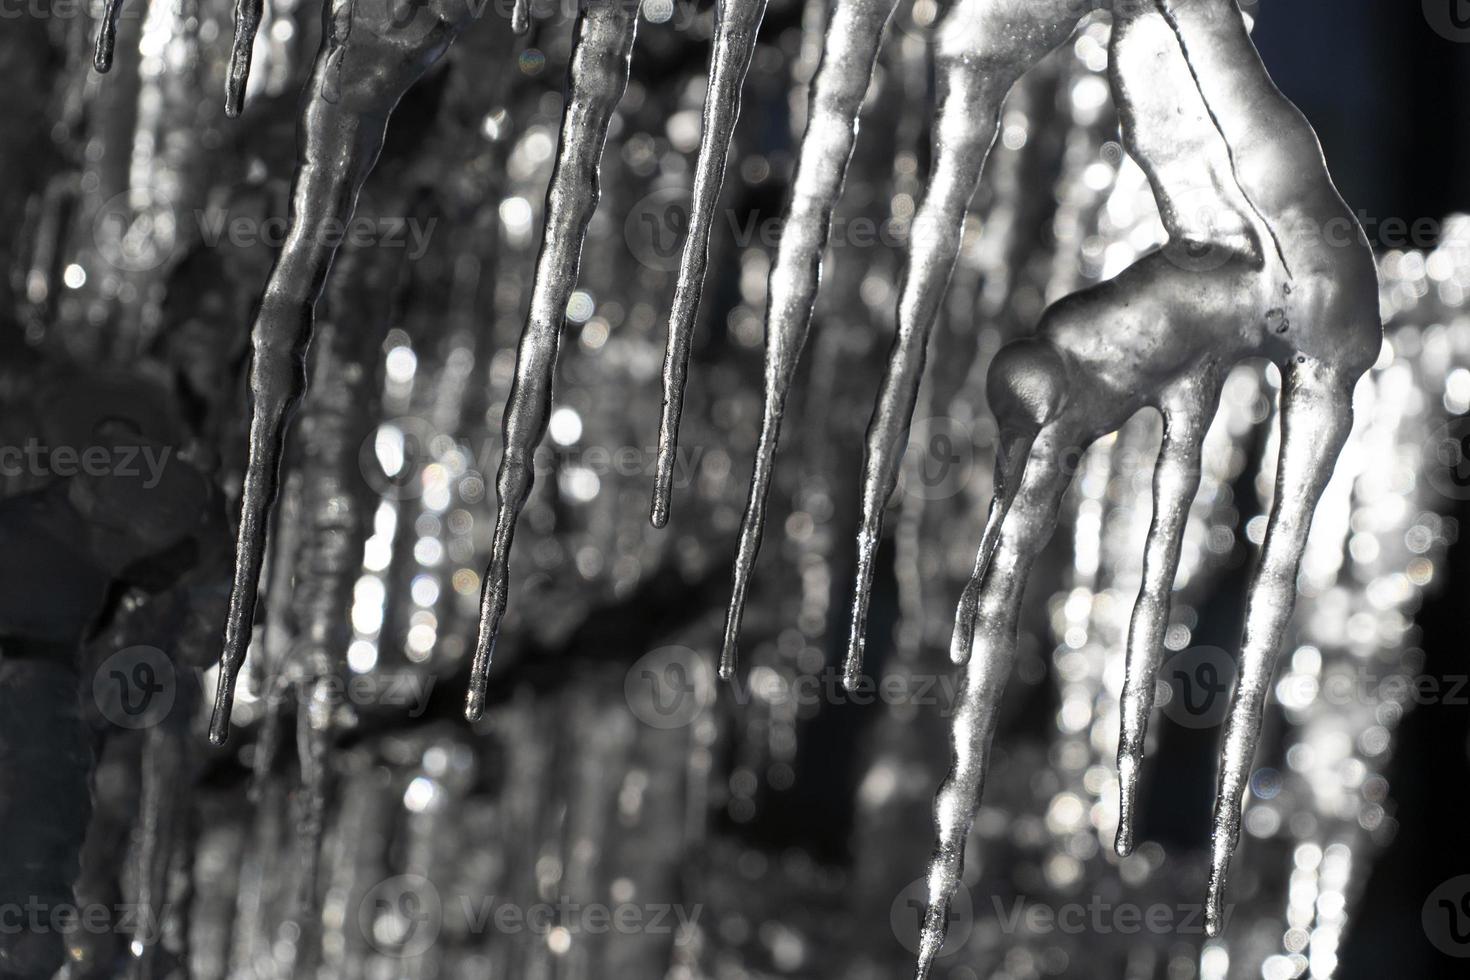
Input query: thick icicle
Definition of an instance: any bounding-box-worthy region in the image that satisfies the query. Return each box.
[843,2,1080,686]
[1114,381,1216,856]
[225,0,265,117]
[93,0,125,72]
[512,0,531,35]
[719,0,898,678]
[1108,2,1261,267]
[465,0,639,721]
[210,0,473,744]
[651,0,770,528]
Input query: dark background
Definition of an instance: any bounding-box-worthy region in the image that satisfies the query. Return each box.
[1255,3,1470,977]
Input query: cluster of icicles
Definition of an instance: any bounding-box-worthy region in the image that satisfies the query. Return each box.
[93,0,1381,973]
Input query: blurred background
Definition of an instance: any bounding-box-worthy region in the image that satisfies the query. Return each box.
[0,0,1467,978]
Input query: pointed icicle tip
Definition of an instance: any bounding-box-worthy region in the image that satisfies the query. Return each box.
[652,0,768,528]
[93,0,122,73]
[225,0,264,118]
[464,687,486,722]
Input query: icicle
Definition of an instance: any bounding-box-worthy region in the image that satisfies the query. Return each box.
[134,722,185,977]
[843,6,1080,686]
[295,665,333,911]
[465,0,640,721]
[1205,360,1356,932]
[1114,381,1216,856]
[93,0,125,72]
[210,2,473,744]
[1108,3,1261,268]
[719,0,898,677]
[945,412,1034,669]
[912,0,1384,949]
[651,0,770,528]
[512,0,531,35]
[916,426,1071,979]
[225,0,265,117]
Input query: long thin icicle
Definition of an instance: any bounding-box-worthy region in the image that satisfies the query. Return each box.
[843,2,1080,685]
[210,1,473,744]
[1114,380,1215,856]
[1205,358,1353,933]
[465,0,639,720]
[651,0,770,528]
[917,428,1070,979]
[719,0,898,678]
